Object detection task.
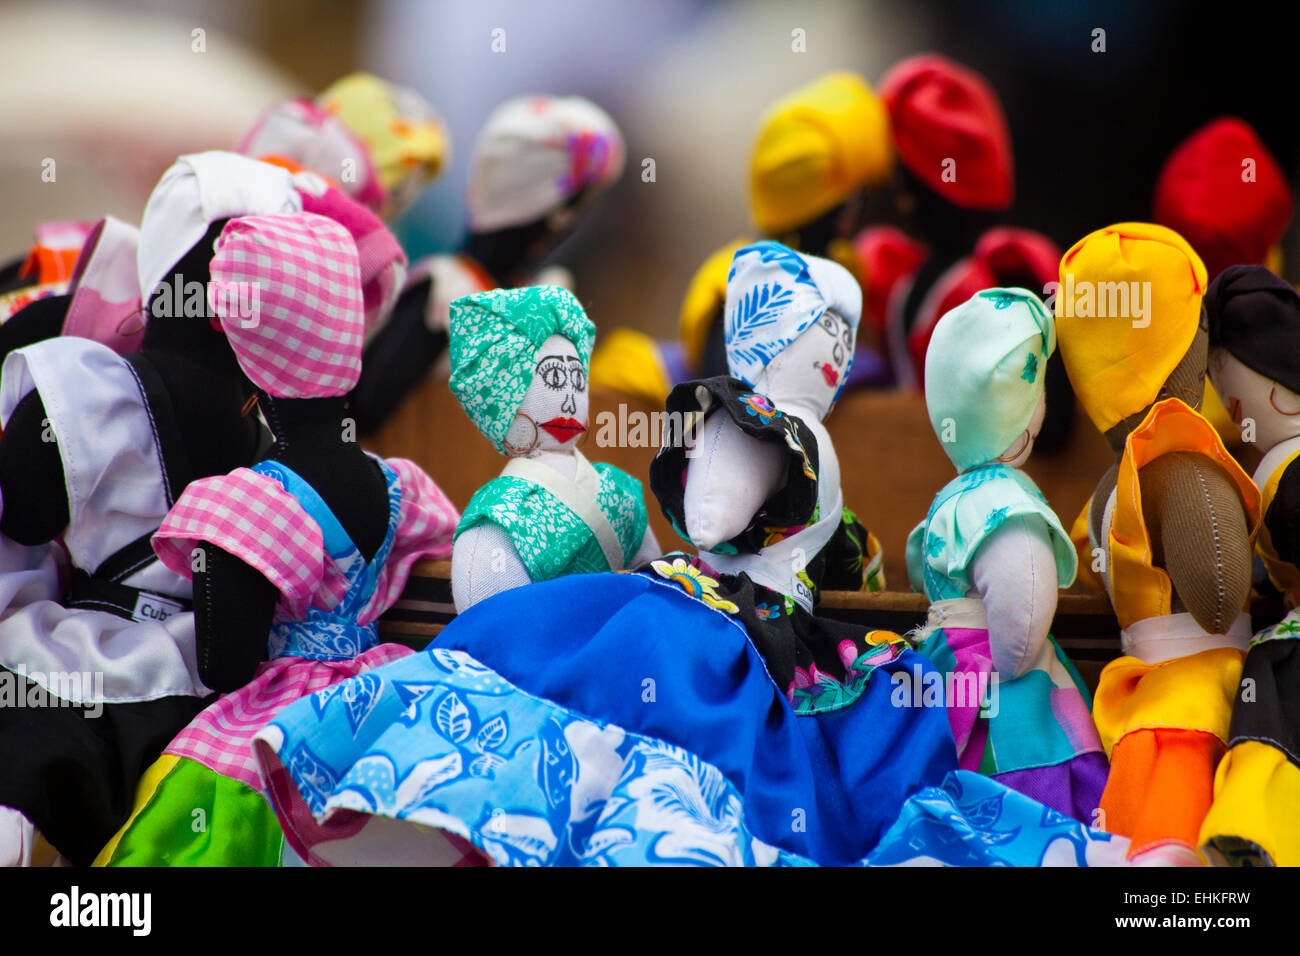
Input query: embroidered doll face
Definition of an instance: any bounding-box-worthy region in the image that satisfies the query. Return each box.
[754,308,854,421]
[1209,348,1300,451]
[503,333,589,455]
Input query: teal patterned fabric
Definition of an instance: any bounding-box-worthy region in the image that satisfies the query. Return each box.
[455,461,647,579]
[906,464,1076,600]
[448,285,596,453]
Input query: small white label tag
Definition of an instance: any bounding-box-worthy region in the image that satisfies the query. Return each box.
[133,592,185,624]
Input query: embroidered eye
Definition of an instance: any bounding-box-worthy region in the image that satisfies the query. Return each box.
[538,359,567,390]
[832,341,844,364]
[568,362,587,392]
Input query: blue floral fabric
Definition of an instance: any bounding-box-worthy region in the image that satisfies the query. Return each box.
[257,570,1127,866]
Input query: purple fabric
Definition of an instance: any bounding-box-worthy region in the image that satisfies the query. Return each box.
[995,751,1110,824]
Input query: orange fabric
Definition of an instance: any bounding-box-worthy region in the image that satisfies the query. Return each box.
[1109,398,1260,629]
[1100,727,1224,858]
[18,245,80,285]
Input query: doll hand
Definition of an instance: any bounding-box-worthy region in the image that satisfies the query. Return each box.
[1139,452,1252,635]
[682,409,784,551]
[969,514,1058,679]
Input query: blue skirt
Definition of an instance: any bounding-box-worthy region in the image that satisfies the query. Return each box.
[253,572,1128,866]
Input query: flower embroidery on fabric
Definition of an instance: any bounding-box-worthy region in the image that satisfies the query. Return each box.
[649,558,740,614]
[1021,352,1038,383]
[782,426,816,481]
[984,506,1009,532]
[761,524,805,547]
[925,532,946,559]
[739,393,780,423]
[754,602,782,620]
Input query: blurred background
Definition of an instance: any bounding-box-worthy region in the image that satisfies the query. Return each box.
[2,0,1296,340]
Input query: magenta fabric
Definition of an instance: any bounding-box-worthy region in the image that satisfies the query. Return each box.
[153,457,458,624]
[937,625,992,769]
[208,212,365,397]
[294,175,406,334]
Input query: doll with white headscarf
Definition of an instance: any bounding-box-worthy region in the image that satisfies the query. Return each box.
[906,288,1107,824]
[447,285,658,611]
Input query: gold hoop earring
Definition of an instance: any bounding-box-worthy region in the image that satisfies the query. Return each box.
[502,411,541,456]
[996,431,1031,463]
[1270,386,1300,416]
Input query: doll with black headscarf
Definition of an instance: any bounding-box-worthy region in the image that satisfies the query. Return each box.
[1197,265,1300,866]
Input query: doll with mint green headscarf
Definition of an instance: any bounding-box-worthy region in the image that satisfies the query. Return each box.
[906,287,1108,825]
[448,285,658,611]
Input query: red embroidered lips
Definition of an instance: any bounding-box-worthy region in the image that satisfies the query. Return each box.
[541,417,586,442]
[819,363,839,387]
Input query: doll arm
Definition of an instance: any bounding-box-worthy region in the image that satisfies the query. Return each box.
[968,513,1059,679]
[681,408,785,551]
[1139,452,1252,635]
[451,522,533,613]
[0,389,69,544]
[191,542,279,692]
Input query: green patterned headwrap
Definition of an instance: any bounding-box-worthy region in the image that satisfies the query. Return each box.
[448,284,597,452]
[924,287,1055,472]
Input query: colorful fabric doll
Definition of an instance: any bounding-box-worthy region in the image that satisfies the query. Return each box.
[589,71,895,406]
[0,151,301,866]
[1197,266,1300,866]
[95,212,459,866]
[352,95,624,435]
[447,285,658,611]
[679,240,886,610]
[855,54,1073,450]
[0,221,96,352]
[1153,117,1294,446]
[1056,222,1260,865]
[246,238,1130,868]
[905,287,1107,822]
[240,71,449,222]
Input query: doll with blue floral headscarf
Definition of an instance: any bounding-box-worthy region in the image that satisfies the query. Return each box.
[447,284,658,611]
[905,287,1108,824]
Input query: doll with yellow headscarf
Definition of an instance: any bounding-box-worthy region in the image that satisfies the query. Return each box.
[589,71,895,405]
[906,288,1108,823]
[1056,222,1261,865]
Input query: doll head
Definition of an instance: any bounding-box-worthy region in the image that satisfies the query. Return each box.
[240,72,448,221]
[449,284,597,456]
[501,333,590,455]
[723,241,861,420]
[880,53,1014,242]
[206,211,364,409]
[465,95,623,263]
[137,151,303,318]
[924,288,1055,473]
[749,71,893,244]
[1154,118,1292,282]
[1206,265,1300,452]
[1055,222,1209,451]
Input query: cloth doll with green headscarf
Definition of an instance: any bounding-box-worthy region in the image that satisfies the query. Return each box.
[448,284,658,611]
[905,287,1108,824]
